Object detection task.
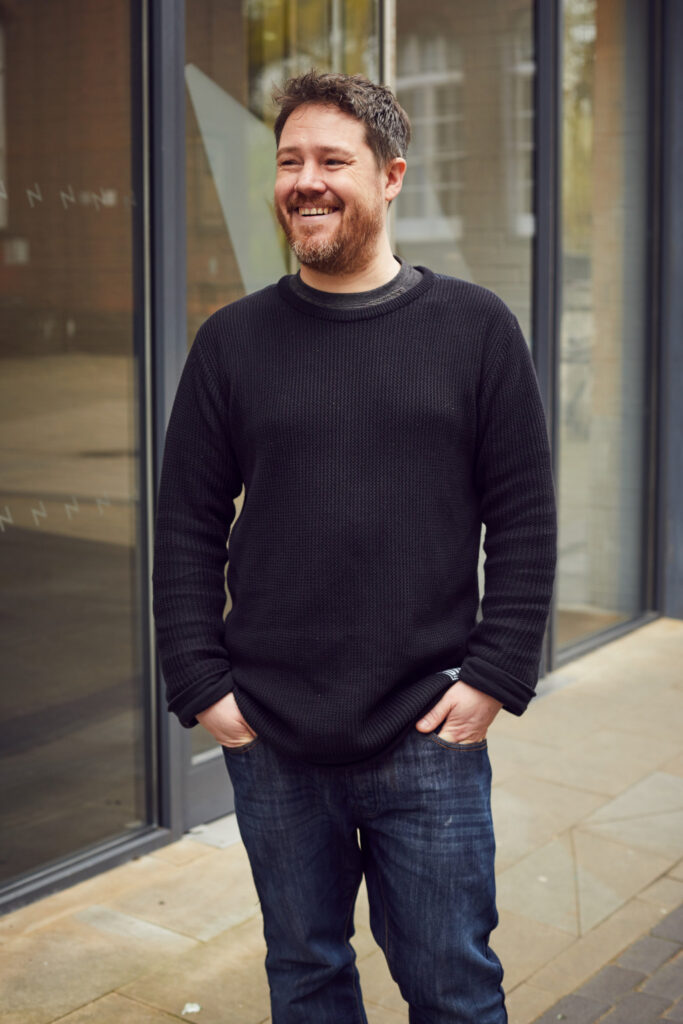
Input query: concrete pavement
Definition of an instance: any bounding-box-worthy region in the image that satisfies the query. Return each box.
[1,617,682,1023]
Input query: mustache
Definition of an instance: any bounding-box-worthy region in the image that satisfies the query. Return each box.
[286,195,342,212]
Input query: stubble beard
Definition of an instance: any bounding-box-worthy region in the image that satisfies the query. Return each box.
[277,195,385,276]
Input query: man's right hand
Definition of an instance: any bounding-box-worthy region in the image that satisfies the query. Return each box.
[196,692,257,748]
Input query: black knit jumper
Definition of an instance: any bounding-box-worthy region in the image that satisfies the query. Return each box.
[152,268,557,765]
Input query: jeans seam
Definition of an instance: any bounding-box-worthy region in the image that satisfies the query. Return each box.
[374,863,391,967]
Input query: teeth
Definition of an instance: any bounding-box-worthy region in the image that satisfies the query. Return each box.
[299,207,333,216]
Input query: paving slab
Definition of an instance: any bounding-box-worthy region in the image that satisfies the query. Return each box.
[664,998,683,1020]
[642,951,683,1001]
[574,965,646,1003]
[49,993,184,1023]
[0,855,181,943]
[640,878,683,913]
[0,916,179,1024]
[529,897,663,997]
[600,991,673,1022]
[492,776,605,871]
[505,982,557,1024]
[526,729,680,799]
[617,935,681,974]
[120,915,270,1024]
[110,842,259,942]
[654,906,683,944]
[365,1005,407,1023]
[532,992,610,1023]
[495,911,575,989]
[357,949,405,1014]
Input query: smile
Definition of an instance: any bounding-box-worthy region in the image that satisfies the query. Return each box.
[297,207,337,216]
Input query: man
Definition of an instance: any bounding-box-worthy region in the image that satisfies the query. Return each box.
[153,71,556,1024]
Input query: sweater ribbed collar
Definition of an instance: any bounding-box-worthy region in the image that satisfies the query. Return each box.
[277,266,436,321]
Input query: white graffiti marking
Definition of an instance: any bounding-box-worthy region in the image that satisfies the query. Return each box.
[96,495,111,516]
[60,185,76,210]
[0,506,13,532]
[32,501,47,526]
[27,183,43,208]
[65,497,80,520]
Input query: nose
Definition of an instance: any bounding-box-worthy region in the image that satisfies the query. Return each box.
[294,159,326,194]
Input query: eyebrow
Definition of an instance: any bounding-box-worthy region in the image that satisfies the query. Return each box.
[276,144,355,159]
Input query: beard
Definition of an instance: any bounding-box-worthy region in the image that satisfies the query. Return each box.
[276,192,385,276]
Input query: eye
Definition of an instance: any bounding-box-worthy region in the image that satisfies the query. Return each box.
[325,158,343,166]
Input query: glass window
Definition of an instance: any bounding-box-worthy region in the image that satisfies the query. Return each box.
[185,0,379,760]
[394,0,535,337]
[185,0,380,344]
[0,2,149,886]
[556,0,650,648]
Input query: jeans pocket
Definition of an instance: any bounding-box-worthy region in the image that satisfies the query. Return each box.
[425,732,487,752]
[222,735,261,755]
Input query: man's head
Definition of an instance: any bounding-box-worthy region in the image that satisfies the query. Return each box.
[272,72,410,279]
[273,70,411,170]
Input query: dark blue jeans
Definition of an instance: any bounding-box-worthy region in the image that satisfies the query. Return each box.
[223,727,507,1024]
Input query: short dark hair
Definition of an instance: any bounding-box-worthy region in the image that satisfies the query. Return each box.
[273,70,411,168]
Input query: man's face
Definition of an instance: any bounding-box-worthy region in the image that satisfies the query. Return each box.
[274,103,390,276]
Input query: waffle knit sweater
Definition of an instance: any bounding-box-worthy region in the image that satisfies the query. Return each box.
[153,268,557,765]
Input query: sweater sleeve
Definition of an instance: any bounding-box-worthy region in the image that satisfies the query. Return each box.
[460,313,557,714]
[152,322,243,727]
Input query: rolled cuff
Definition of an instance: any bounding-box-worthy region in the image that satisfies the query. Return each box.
[459,655,537,716]
[168,671,235,728]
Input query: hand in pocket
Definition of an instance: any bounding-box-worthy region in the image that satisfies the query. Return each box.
[416,680,502,743]
[197,692,257,748]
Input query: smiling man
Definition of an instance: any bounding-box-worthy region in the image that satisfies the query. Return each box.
[153,71,556,1024]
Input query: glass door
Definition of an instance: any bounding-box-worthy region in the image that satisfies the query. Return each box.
[0,0,152,891]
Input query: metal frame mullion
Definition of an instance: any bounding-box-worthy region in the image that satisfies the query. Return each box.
[532,0,562,677]
[656,0,683,618]
[643,0,664,618]
[149,0,188,838]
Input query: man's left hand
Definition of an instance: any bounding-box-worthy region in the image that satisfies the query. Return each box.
[415,680,502,743]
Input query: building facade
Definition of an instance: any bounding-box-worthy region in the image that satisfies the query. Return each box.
[1,0,681,912]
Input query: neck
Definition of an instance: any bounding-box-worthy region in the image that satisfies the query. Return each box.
[299,238,400,293]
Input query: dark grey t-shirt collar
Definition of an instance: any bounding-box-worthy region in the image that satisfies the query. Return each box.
[287,258,423,311]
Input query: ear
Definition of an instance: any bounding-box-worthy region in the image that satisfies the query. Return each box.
[384,157,407,203]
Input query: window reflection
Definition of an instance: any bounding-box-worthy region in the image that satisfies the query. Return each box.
[395,0,535,336]
[556,0,649,647]
[0,1,147,884]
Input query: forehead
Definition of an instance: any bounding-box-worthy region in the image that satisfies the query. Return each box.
[278,103,369,152]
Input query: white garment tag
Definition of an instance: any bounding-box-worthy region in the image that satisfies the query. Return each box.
[441,667,461,681]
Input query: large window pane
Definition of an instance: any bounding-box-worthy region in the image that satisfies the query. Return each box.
[556,0,650,648]
[395,0,535,336]
[0,1,149,886]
